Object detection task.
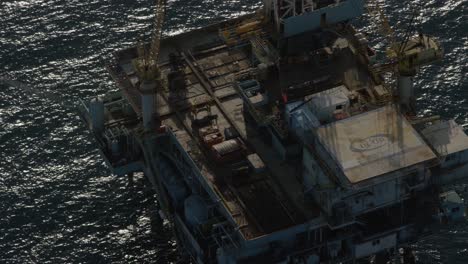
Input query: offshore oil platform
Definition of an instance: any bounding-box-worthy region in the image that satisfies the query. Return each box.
[79,0,468,263]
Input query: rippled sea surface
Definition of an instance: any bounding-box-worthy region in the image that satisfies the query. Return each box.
[0,0,467,263]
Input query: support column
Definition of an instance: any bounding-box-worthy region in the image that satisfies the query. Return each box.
[140,80,157,129]
[398,75,415,112]
[150,204,163,233]
[403,248,416,264]
[127,172,134,186]
[394,246,401,264]
[375,251,390,264]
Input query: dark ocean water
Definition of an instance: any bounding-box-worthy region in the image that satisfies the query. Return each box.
[0,0,466,263]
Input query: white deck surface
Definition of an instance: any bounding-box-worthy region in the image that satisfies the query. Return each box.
[316,105,437,183]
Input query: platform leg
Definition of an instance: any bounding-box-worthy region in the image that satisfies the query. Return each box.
[403,248,416,264]
[127,172,134,186]
[393,246,401,264]
[374,250,390,264]
[150,204,163,233]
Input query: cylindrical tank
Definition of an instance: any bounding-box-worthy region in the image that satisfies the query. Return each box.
[89,97,105,133]
[140,81,156,129]
[184,195,209,227]
[398,75,414,109]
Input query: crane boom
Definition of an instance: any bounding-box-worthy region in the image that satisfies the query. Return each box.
[134,0,166,81]
[366,0,397,57]
[149,0,166,68]
[366,0,443,114]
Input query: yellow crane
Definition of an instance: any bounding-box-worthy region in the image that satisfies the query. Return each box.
[366,0,444,169]
[367,0,443,112]
[132,0,167,129]
[366,0,396,52]
[134,0,167,81]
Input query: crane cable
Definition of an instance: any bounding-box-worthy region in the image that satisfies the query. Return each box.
[397,5,419,57]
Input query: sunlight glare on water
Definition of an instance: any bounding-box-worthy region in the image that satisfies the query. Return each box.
[0,0,466,263]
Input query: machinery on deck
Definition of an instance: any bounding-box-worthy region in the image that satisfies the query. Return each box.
[79,0,468,263]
